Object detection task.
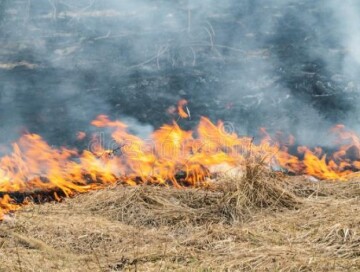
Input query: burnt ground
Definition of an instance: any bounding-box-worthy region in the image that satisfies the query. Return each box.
[0,0,359,148]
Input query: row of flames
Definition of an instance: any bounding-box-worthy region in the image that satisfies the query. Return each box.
[1,100,360,219]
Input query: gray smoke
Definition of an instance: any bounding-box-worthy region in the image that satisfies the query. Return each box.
[0,0,359,149]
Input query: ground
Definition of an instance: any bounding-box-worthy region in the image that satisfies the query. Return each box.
[1,2,360,271]
[1,174,360,271]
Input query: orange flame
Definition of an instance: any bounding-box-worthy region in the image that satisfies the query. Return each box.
[177,99,190,118]
[1,108,360,219]
[76,131,86,140]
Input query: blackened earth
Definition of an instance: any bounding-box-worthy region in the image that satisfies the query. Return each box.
[0,0,358,149]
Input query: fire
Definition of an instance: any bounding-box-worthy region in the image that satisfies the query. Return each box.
[177,99,190,119]
[1,104,360,219]
[275,125,360,180]
[76,131,86,140]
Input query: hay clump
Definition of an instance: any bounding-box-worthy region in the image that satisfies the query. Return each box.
[214,158,301,222]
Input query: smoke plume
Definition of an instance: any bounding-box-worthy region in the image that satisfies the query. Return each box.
[0,0,359,148]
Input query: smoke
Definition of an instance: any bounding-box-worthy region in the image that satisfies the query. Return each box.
[0,0,359,148]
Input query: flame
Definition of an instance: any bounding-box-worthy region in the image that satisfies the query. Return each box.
[76,131,86,140]
[177,99,190,119]
[1,109,360,219]
[275,125,360,180]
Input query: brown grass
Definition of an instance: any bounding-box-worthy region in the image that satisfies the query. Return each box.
[1,163,360,271]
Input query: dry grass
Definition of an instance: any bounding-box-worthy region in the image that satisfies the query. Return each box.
[1,163,360,271]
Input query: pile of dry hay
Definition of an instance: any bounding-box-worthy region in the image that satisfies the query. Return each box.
[74,159,300,227]
[1,162,360,271]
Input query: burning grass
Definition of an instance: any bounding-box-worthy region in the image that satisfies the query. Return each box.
[1,109,360,270]
[2,109,360,219]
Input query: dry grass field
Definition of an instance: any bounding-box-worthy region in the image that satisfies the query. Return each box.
[1,2,360,271]
[1,164,360,272]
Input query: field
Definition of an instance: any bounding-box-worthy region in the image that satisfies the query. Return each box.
[1,168,360,271]
[1,1,360,271]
